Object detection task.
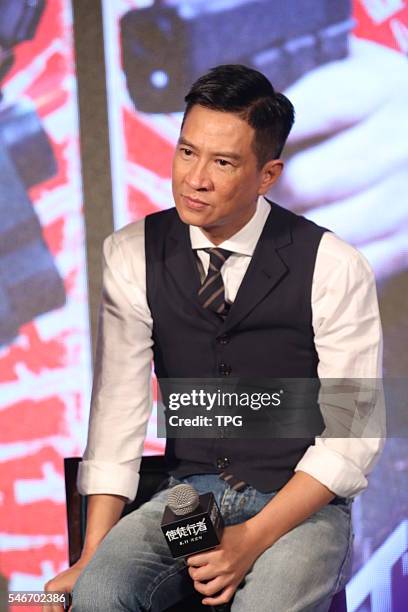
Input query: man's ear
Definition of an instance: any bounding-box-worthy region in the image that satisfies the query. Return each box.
[258,159,284,194]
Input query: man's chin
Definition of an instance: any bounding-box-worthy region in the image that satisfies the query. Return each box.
[175,205,210,227]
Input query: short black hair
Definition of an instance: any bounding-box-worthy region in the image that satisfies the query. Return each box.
[183,64,295,169]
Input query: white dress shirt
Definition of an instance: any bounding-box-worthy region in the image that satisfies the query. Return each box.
[77,197,384,502]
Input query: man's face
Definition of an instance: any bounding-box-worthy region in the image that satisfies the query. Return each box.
[172,105,281,243]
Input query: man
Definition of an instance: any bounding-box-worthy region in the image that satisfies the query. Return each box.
[46,65,383,611]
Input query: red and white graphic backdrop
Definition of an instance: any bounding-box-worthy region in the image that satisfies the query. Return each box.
[355,0,408,50]
[0,0,91,600]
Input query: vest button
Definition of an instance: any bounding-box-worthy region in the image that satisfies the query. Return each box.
[217,334,230,345]
[216,457,230,469]
[218,363,232,376]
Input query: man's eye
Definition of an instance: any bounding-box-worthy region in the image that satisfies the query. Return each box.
[181,147,193,156]
[216,159,230,167]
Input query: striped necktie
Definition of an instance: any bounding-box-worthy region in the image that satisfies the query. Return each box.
[197,248,232,317]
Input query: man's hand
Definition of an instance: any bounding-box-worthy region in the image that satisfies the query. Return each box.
[186,472,335,606]
[270,37,408,280]
[43,558,88,612]
[186,522,263,607]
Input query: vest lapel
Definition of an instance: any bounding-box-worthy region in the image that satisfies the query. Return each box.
[220,201,292,334]
[165,201,292,330]
[165,216,222,327]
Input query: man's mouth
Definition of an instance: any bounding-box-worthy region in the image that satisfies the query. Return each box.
[182,195,210,210]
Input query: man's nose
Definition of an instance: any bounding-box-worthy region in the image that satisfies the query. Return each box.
[185,160,211,190]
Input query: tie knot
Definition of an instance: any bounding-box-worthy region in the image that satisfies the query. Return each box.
[204,247,232,272]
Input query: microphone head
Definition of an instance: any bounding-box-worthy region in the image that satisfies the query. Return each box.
[167,484,200,515]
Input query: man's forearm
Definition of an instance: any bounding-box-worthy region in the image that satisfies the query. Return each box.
[245,471,335,556]
[80,493,127,562]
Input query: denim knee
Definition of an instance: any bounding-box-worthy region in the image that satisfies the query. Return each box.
[71,560,144,612]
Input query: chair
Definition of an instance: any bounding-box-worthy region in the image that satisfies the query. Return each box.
[64,456,347,611]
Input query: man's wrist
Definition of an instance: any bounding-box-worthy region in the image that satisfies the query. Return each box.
[78,546,98,566]
[244,515,278,557]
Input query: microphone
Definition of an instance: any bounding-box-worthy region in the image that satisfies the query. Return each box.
[161,483,231,612]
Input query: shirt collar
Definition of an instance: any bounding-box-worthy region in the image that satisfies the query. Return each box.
[189,196,271,256]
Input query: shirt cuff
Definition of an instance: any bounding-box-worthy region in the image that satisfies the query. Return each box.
[77,460,141,503]
[294,444,368,498]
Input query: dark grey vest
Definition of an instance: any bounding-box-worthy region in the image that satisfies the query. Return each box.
[145,200,326,492]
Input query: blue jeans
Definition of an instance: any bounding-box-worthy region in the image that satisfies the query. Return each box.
[72,474,353,612]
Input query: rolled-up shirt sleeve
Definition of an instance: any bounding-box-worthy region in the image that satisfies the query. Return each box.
[77,219,154,502]
[294,232,385,498]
